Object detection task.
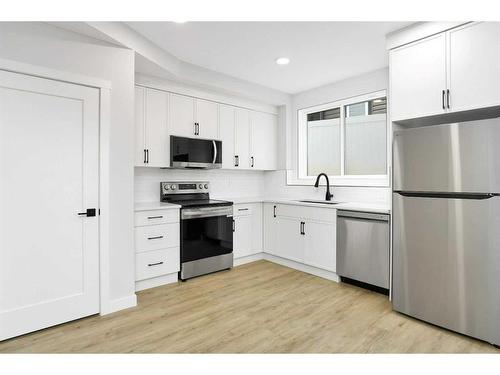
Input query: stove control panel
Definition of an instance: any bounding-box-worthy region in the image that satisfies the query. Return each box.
[161,181,210,195]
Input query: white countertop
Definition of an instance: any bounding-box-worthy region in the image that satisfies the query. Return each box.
[134,201,181,212]
[219,197,390,214]
[135,197,390,214]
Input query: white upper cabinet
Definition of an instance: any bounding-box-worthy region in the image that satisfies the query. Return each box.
[448,22,500,112]
[219,104,236,169]
[134,86,169,167]
[234,108,251,169]
[390,22,500,122]
[145,88,169,167]
[250,111,278,170]
[195,99,219,139]
[135,84,278,170]
[169,93,196,137]
[390,33,447,121]
[135,86,146,166]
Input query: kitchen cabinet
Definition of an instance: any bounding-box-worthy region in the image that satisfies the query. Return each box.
[234,108,251,169]
[390,33,447,121]
[390,22,500,122]
[169,93,219,139]
[250,111,278,170]
[448,22,500,113]
[233,203,263,259]
[196,98,219,139]
[134,208,180,291]
[135,86,169,167]
[264,203,336,272]
[219,104,236,169]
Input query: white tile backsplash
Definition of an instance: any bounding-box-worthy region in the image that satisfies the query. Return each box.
[134,167,266,202]
[135,168,390,205]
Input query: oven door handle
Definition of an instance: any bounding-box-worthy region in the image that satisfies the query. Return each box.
[181,206,233,220]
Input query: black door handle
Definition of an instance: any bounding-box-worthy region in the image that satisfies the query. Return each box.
[78,208,96,217]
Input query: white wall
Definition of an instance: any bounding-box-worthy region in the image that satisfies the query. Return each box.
[272,67,391,204]
[0,22,136,304]
[135,168,265,202]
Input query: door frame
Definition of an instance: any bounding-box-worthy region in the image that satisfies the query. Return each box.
[0,57,116,315]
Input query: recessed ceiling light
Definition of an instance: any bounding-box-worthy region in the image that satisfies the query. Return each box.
[275,57,290,66]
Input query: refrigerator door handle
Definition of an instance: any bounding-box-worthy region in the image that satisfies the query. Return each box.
[394,191,498,200]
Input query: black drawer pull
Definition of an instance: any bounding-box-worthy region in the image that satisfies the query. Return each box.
[147,261,164,267]
[147,216,163,219]
[147,236,164,240]
[238,208,249,211]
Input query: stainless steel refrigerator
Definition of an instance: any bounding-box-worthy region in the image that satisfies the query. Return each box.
[393,117,500,347]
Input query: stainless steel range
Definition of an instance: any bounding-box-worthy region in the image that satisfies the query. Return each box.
[160,181,233,280]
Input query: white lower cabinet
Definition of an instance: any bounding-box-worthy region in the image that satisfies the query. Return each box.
[134,208,180,291]
[233,203,263,259]
[263,203,337,273]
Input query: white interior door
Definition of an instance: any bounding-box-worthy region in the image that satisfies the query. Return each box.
[0,70,100,341]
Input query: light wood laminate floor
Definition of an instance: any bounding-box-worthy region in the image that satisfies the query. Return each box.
[0,260,498,353]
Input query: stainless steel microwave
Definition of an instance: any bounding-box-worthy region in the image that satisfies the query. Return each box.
[170,136,222,169]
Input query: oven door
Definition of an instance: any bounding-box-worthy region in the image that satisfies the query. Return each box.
[181,206,233,263]
[170,136,222,169]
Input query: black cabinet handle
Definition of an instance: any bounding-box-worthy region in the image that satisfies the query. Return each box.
[273,205,276,218]
[442,90,446,109]
[446,89,450,109]
[234,155,239,167]
[147,215,163,220]
[303,222,305,235]
[78,208,96,217]
[148,261,164,267]
[238,208,249,211]
[146,149,149,164]
[251,156,254,168]
[143,149,147,164]
[147,236,164,240]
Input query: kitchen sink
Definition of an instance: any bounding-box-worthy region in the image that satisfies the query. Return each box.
[296,200,343,205]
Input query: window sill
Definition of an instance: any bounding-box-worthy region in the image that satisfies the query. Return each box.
[286,170,390,188]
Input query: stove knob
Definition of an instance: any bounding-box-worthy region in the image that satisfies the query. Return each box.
[171,184,176,190]
[164,185,170,191]
[199,184,203,189]
[204,184,209,189]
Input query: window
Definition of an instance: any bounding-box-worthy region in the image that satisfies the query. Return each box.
[296,91,389,186]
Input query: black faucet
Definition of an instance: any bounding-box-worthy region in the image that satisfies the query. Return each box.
[314,173,333,201]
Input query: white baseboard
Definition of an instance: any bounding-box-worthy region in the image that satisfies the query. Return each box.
[135,272,178,292]
[263,253,340,282]
[234,252,264,266]
[100,294,137,315]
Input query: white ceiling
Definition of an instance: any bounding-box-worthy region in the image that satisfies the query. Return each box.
[126,22,410,94]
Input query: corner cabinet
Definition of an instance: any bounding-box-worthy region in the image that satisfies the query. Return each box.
[263,203,336,272]
[390,22,500,122]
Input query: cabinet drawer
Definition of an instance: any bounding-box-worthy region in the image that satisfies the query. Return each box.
[275,203,336,223]
[135,209,179,226]
[233,203,254,217]
[135,223,179,253]
[136,247,180,281]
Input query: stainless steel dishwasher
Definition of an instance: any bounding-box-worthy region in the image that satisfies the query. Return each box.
[336,210,390,290]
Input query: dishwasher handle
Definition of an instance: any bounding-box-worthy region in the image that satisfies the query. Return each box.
[337,210,389,222]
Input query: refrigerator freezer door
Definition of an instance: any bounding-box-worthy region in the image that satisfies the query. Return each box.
[392,193,500,345]
[394,118,500,193]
